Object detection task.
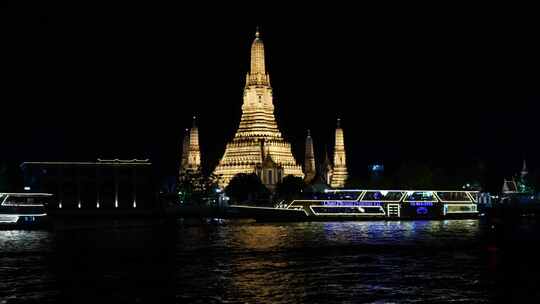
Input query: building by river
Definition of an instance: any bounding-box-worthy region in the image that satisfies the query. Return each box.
[20,159,158,212]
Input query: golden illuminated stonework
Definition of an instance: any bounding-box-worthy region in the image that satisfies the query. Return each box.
[330,118,348,188]
[180,116,201,174]
[213,29,304,188]
[304,130,316,183]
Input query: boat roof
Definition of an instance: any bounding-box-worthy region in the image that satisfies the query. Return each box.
[0,193,53,197]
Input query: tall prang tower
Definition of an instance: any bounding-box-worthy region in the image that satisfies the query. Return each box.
[180,116,201,174]
[330,118,348,188]
[213,29,304,188]
[304,129,316,183]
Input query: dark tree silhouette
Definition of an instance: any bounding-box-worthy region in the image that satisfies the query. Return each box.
[275,175,306,200]
[178,168,220,205]
[225,173,268,203]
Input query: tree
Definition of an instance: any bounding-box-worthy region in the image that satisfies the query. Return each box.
[225,173,269,203]
[178,168,220,205]
[275,175,306,200]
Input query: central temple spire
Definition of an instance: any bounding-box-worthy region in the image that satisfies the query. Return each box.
[248,28,269,86]
[213,29,304,188]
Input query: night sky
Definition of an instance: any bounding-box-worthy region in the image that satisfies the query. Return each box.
[2,5,539,191]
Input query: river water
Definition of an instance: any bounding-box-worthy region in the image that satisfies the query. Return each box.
[1,219,540,303]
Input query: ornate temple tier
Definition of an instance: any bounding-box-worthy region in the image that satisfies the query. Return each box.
[213,30,304,188]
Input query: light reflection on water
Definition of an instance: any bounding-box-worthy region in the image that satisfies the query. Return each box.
[0,219,537,303]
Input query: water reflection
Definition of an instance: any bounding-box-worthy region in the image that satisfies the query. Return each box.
[0,219,530,302]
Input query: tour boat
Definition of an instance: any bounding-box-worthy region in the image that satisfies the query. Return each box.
[229,190,479,221]
[0,193,52,228]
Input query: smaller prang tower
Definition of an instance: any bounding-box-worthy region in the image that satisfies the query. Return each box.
[330,118,348,188]
[179,116,201,174]
[304,129,316,183]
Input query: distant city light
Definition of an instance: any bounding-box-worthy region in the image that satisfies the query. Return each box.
[371,164,384,172]
[24,186,31,191]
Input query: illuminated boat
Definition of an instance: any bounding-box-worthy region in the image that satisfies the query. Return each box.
[0,193,52,228]
[229,190,479,221]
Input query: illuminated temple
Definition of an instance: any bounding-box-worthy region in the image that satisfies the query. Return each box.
[213,29,304,189]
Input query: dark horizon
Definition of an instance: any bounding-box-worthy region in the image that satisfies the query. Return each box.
[2,5,539,192]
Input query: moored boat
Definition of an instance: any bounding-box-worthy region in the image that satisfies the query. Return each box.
[229,189,479,221]
[0,193,52,229]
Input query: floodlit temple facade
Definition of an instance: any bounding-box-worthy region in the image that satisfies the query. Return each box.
[213,29,304,189]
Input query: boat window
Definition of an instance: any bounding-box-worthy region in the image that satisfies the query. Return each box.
[445,204,477,213]
[2,195,44,206]
[320,192,362,200]
[362,191,404,202]
[436,192,472,202]
[404,191,436,202]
